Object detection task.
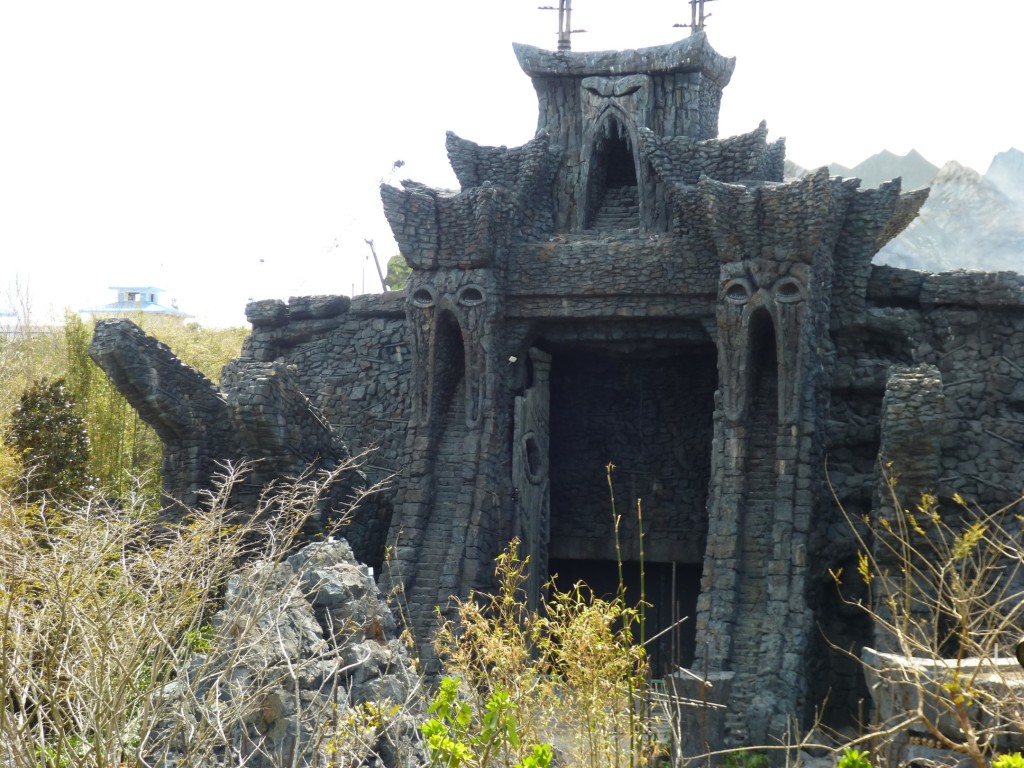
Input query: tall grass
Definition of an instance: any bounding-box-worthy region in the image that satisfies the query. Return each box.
[0,458,402,768]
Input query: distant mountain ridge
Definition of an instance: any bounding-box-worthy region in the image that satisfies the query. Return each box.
[876,148,1024,273]
[986,148,1024,207]
[785,147,1023,274]
[829,149,939,191]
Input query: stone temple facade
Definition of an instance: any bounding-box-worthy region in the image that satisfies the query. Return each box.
[90,33,1024,748]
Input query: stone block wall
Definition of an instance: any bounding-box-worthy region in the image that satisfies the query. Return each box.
[809,265,1024,726]
[242,294,411,566]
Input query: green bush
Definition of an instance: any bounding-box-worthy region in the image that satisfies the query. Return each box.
[5,377,95,505]
[994,754,1024,768]
[420,676,553,768]
[836,748,873,768]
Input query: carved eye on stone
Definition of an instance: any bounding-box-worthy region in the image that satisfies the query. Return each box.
[411,287,435,308]
[615,84,642,97]
[774,278,804,304]
[584,86,602,97]
[458,285,485,307]
[723,279,752,305]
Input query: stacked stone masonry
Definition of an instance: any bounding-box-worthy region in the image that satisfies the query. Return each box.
[90,31,1024,753]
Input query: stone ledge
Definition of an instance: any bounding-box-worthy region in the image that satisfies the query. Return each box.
[921,270,1024,309]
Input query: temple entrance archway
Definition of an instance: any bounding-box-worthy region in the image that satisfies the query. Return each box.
[514,334,716,677]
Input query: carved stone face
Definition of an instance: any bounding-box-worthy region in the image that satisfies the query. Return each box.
[581,74,652,129]
[720,260,809,311]
[578,74,653,231]
[717,260,811,426]
[407,268,499,429]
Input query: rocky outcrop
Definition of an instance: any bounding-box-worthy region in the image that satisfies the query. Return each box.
[145,539,425,767]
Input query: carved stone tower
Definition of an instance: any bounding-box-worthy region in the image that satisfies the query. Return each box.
[379,30,926,743]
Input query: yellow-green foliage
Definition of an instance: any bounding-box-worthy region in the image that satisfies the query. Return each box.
[835,749,872,768]
[0,444,20,496]
[434,539,657,768]
[420,676,553,768]
[994,753,1024,768]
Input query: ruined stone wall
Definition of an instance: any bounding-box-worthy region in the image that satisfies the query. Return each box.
[824,268,1024,513]
[810,265,1024,726]
[641,123,784,186]
[238,293,411,566]
[88,319,240,510]
[245,295,408,455]
[506,235,718,303]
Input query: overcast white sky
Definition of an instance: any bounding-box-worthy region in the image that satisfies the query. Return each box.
[2,1,1021,327]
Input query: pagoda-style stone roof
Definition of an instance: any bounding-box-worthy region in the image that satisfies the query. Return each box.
[513,31,735,86]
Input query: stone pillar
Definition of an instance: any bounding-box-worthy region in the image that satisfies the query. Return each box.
[873,364,945,653]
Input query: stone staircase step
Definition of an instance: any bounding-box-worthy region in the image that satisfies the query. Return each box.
[591,185,639,230]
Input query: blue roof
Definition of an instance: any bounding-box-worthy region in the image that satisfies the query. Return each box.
[81,286,190,318]
[82,301,190,317]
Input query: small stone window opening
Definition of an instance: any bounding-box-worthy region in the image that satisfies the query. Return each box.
[412,287,435,308]
[523,433,545,483]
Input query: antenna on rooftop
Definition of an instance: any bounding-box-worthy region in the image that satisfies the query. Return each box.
[539,0,586,51]
[674,0,717,34]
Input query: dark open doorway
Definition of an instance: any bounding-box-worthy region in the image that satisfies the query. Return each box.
[584,114,640,231]
[545,341,716,678]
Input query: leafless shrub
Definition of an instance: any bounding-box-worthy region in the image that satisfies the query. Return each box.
[0,456,419,768]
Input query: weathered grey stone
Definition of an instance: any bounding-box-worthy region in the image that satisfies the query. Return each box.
[145,540,423,768]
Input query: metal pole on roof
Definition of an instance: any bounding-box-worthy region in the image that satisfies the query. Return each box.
[539,1,584,51]
[675,0,716,34]
[560,0,570,50]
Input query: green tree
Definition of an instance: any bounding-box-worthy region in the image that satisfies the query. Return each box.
[6,378,95,505]
[385,254,412,292]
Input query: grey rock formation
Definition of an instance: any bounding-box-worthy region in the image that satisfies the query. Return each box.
[145,540,424,767]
